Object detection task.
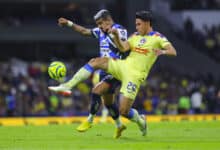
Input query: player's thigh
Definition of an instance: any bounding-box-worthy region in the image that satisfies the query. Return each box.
[119,95,134,116]
[101,75,121,94]
[120,77,141,101]
[107,59,124,80]
[92,81,110,95]
[100,75,120,105]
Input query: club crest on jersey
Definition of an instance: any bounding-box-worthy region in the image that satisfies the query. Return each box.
[138,38,146,46]
[120,30,126,36]
[140,38,146,44]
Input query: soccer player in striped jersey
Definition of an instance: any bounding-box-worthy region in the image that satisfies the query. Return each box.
[49,10,177,136]
[56,9,128,138]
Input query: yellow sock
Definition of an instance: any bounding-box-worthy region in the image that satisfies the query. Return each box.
[64,64,94,88]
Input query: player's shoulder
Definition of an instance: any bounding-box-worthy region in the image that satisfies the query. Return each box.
[112,23,126,30]
[148,31,166,38]
[91,27,101,38]
[128,32,139,39]
[92,27,101,31]
[92,27,101,34]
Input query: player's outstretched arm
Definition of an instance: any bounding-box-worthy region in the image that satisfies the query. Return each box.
[154,44,177,57]
[110,29,130,52]
[58,17,92,36]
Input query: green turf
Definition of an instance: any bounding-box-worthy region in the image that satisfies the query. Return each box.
[0,121,220,150]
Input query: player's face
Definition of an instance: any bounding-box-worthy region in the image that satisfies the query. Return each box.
[135,19,149,35]
[96,18,112,33]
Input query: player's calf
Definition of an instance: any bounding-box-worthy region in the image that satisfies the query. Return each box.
[123,108,147,136]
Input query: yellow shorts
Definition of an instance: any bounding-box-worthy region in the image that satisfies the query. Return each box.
[107,58,147,100]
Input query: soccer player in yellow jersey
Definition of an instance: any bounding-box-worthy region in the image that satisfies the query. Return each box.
[49,10,177,137]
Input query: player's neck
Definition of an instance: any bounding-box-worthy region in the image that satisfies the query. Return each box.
[146,27,153,35]
[110,21,114,27]
[140,27,153,36]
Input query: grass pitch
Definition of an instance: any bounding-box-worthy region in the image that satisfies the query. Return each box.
[0,121,220,150]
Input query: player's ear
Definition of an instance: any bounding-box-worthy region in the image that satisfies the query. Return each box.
[106,16,112,22]
[145,21,150,27]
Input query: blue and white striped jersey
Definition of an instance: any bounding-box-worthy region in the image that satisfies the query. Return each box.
[91,23,127,59]
[91,23,128,80]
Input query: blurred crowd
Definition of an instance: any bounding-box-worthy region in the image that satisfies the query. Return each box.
[0,0,220,117]
[169,0,220,62]
[0,3,91,27]
[0,58,91,117]
[135,66,220,115]
[176,18,220,63]
[0,2,125,27]
[0,59,220,117]
[171,0,220,10]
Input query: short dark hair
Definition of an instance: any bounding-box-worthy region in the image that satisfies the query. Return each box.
[94,9,112,21]
[136,10,153,26]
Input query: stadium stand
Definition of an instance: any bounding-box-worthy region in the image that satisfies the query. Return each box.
[0,58,219,117]
[0,0,219,117]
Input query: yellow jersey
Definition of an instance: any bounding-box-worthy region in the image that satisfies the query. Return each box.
[107,31,172,99]
[127,31,171,78]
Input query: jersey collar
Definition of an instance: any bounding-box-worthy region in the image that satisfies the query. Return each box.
[147,31,156,36]
[111,23,116,27]
[136,31,156,36]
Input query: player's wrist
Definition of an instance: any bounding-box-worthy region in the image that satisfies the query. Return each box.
[109,33,115,38]
[162,50,166,55]
[67,20,74,27]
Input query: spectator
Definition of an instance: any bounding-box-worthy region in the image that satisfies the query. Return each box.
[215,89,220,113]
[191,88,203,114]
[178,93,191,114]
[0,59,219,116]
[5,89,16,116]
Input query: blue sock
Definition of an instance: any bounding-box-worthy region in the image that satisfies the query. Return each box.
[106,103,119,120]
[126,108,135,119]
[125,108,142,124]
[83,64,94,73]
[90,93,102,115]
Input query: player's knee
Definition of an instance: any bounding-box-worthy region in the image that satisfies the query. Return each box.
[91,86,101,94]
[88,57,101,68]
[92,83,107,94]
[88,58,97,66]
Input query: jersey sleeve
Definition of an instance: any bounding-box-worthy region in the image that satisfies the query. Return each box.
[127,34,136,50]
[111,26,127,41]
[116,28,127,41]
[158,35,171,49]
[91,27,100,39]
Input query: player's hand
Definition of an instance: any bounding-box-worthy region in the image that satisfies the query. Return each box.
[109,28,119,39]
[153,49,166,56]
[58,17,69,26]
[110,28,118,35]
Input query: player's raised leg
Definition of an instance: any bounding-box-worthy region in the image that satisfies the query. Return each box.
[48,57,109,94]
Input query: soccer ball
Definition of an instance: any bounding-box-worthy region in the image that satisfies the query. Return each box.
[48,61,66,80]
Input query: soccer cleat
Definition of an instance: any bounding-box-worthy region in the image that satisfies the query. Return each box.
[48,84,72,96]
[113,124,127,139]
[76,121,92,132]
[139,115,147,136]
